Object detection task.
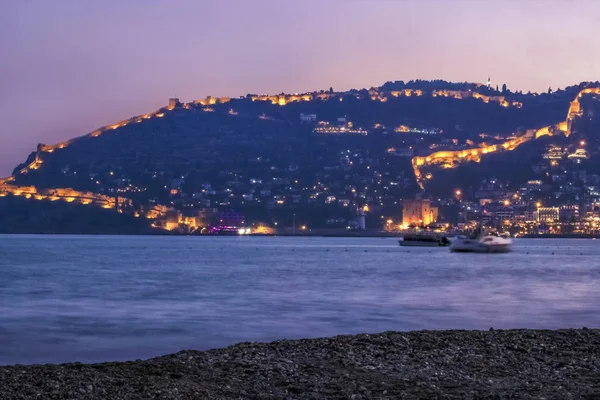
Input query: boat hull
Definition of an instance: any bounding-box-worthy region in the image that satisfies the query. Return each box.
[399,241,445,247]
[399,235,450,247]
[450,244,511,253]
[449,236,512,253]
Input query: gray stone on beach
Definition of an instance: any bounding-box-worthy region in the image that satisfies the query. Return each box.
[1,329,600,399]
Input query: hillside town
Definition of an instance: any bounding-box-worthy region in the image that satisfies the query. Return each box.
[1,80,600,236]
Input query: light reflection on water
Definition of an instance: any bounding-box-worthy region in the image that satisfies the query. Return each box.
[0,235,599,365]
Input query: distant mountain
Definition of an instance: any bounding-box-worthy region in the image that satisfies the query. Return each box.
[2,79,600,233]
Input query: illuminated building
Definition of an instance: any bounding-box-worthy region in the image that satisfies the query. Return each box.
[168,98,180,110]
[351,206,366,230]
[543,145,567,160]
[165,209,181,231]
[494,209,514,223]
[394,125,440,135]
[537,207,560,223]
[567,149,588,160]
[524,210,537,223]
[526,180,542,187]
[402,199,438,226]
[387,147,414,157]
[313,126,368,135]
[212,211,245,233]
[252,225,274,235]
[559,205,579,222]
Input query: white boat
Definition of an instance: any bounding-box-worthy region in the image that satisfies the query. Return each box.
[450,227,512,253]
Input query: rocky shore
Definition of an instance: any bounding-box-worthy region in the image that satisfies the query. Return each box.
[2,329,600,399]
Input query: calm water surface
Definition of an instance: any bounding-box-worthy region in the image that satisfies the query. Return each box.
[1,235,599,365]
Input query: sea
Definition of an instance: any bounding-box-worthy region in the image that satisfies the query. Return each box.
[1,234,599,365]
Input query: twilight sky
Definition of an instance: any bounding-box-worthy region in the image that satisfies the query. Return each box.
[1,0,599,175]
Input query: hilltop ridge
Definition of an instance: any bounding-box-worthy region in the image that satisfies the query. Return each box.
[2,79,600,233]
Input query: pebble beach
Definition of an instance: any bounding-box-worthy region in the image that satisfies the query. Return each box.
[2,329,600,399]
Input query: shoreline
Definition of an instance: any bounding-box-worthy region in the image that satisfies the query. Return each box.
[3,231,600,239]
[2,329,599,399]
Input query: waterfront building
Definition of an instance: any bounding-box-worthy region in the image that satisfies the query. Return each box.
[537,207,560,223]
[559,205,579,222]
[402,199,438,226]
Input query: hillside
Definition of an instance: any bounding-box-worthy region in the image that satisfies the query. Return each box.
[0,195,159,235]
[2,80,600,233]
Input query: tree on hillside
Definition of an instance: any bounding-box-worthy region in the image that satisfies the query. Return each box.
[502,83,507,94]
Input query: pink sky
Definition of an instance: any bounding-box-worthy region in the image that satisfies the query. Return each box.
[0,0,599,175]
